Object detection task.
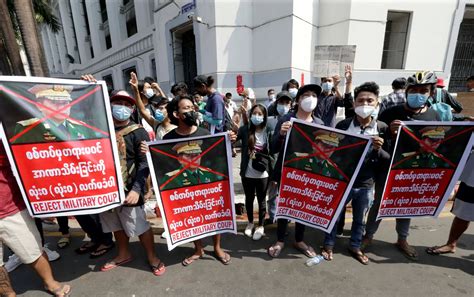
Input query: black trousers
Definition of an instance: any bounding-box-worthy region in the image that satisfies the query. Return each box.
[277,219,305,243]
[75,214,113,246]
[34,217,69,246]
[242,177,268,226]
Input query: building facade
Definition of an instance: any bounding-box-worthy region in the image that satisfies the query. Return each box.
[41,0,474,97]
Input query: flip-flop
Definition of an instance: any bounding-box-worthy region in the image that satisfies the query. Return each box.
[90,244,115,259]
[348,248,369,265]
[45,284,71,297]
[101,257,133,272]
[182,253,204,266]
[57,237,70,249]
[268,242,284,258]
[395,243,418,261]
[320,246,334,261]
[214,252,231,265]
[425,245,455,255]
[151,261,166,276]
[75,242,98,255]
[294,243,316,258]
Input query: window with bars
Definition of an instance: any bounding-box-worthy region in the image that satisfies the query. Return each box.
[381,11,411,69]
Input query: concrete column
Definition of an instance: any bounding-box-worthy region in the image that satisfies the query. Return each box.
[58,0,79,63]
[70,0,91,62]
[46,28,60,72]
[106,0,127,47]
[134,0,151,33]
[85,0,106,56]
[40,27,54,72]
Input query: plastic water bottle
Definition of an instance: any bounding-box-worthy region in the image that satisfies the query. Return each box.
[305,255,324,267]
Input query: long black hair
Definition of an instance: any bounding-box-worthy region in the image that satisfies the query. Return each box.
[248,104,268,152]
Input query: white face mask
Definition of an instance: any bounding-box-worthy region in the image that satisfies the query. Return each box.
[354,105,376,119]
[300,96,317,112]
[288,88,298,98]
[144,89,154,99]
[269,94,276,101]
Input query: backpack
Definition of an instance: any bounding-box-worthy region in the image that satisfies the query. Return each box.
[429,89,453,121]
[115,124,141,191]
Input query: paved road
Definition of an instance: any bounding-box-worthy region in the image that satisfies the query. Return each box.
[10,215,474,297]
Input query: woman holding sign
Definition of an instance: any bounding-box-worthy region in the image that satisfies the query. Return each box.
[267,84,324,258]
[237,104,273,240]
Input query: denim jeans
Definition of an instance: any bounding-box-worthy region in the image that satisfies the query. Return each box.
[266,181,279,221]
[324,187,374,249]
[365,190,411,241]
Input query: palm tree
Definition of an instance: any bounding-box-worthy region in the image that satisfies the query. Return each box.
[1,0,61,76]
[0,0,25,75]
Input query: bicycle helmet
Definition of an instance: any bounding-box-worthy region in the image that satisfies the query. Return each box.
[406,71,437,88]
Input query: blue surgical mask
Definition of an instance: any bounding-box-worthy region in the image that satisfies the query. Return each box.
[112,105,133,121]
[277,104,290,116]
[322,82,333,92]
[407,93,428,109]
[154,110,165,123]
[250,115,264,126]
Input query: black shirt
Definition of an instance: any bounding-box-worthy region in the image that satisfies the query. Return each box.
[163,127,210,140]
[378,104,441,128]
[115,122,150,206]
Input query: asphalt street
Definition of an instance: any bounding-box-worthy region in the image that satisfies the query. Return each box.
[9,215,474,297]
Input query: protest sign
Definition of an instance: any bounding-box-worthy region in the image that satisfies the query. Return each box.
[276,119,371,232]
[147,133,236,250]
[377,122,474,219]
[0,76,124,217]
[313,45,356,77]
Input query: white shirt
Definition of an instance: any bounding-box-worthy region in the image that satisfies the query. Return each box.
[346,118,378,136]
[245,131,269,178]
[225,100,238,118]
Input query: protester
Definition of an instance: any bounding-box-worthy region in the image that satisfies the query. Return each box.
[224,92,239,119]
[321,82,391,265]
[170,82,188,98]
[0,143,71,297]
[426,149,473,255]
[379,77,407,115]
[286,79,300,99]
[266,91,293,222]
[194,93,206,110]
[98,88,165,276]
[314,65,354,127]
[267,84,324,258]
[363,71,442,261]
[194,75,226,134]
[237,104,273,240]
[239,89,254,126]
[264,89,276,108]
[163,95,231,265]
[466,75,474,92]
[435,78,463,113]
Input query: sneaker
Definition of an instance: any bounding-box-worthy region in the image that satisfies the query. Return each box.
[44,245,61,262]
[161,230,168,239]
[244,223,254,237]
[5,254,22,272]
[252,226,265,241]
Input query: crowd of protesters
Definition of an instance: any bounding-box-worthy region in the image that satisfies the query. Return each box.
[1,68,473,296]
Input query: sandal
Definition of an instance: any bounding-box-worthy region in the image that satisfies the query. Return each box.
[75,242,97,255]
[214,252,231,265]
[57,237,70,249]
[294,242,316,258]
[90,243,115,259]
[268,242,284,258]
[426,245,455,256]
[150,261,166,276]
[101,257,133,272]
[182,252,204,266]
[348,248,369,265]
[320,246,334,261]
[395,242,418,261]
[45,284,71,297]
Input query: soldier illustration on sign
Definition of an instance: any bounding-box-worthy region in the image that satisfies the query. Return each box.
[395,126,451,169]
[160,140,223,190]
[13,84,94,144]
[288,130,345,180]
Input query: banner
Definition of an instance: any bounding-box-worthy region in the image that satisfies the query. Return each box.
[313,45,356,78]
[377,122,474,219]
[0,76,124,217]
[276,119,371,232]
[147,133,236,250]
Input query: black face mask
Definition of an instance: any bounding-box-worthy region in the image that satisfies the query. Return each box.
[181,111,198,126]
